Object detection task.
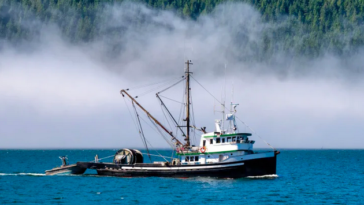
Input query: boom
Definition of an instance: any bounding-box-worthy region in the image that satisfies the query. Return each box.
[120,89,183,146]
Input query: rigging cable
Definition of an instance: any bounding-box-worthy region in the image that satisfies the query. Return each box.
[133,76,184,98]
[190,89,197,145]
[128,76,183,91]
[190,75,275,151]
[141,153,173,159]
[144,140,169,162]
[132,101,152,162]
[123,98,139,132]
[144,118,176,162]
[157,94,187,139]
[122,90,176,160]
[157,77,186,94]
[160,103,174,132]
[146,115,175,149]
[156,77,187,144]
[134,114,174,162]
[159,95,185,104]
[235,116,275,150]
[123,97,165,161]
[142,129,173,162]
[88,155,114,162]
[190,75,222,105]
[123,97,149,151]
[136,112,175,148]
[177,84,186,142]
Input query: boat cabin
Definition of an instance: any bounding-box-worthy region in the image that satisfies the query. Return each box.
[177,131,255,165]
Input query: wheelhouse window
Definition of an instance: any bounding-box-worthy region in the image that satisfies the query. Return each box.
[232,137,236,142]
[222,138,226,143]
[203,140,206,146]
[216,138,221,143]
[227,137,231,142]
[190,156,194,162]
[237,136,241,142]
[185,156,189,162]
[210,139,213,144]
[195,156,199,161]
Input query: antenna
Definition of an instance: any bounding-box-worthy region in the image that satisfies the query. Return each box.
[228,81,235,133]
[231,81,235,103]
[221,63,227,132]
[215,64,228,133]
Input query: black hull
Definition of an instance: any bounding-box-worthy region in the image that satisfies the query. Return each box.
[77,153,277,178]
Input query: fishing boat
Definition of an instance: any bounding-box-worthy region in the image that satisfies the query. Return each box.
[75,60,279,178]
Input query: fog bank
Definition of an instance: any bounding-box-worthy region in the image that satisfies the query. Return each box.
[0,2,363,149]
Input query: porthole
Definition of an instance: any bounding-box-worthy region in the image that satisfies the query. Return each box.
[230,153,233,155]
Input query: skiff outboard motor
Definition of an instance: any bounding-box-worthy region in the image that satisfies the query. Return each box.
[114,149,143,165]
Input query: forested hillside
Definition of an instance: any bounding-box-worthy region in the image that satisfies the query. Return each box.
[1,0,364,57]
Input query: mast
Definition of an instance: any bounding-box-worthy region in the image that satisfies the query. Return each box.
[185,60,192,147]
[120,89,183,146]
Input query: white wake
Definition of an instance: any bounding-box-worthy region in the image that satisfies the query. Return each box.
[246,174,279,179]
[0,173,46,176]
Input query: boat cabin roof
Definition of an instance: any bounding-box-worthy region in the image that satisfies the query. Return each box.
[202,132,252,138]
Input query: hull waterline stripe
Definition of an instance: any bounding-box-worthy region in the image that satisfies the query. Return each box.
[109,162,245,171]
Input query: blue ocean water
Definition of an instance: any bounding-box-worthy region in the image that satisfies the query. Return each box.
[1,149,364,204]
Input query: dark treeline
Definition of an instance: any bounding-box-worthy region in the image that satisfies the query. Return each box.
[1,0,364,58]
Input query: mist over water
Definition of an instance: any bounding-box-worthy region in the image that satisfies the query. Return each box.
[0,2,363,149]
